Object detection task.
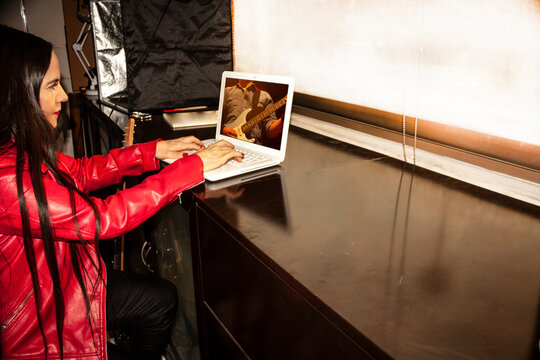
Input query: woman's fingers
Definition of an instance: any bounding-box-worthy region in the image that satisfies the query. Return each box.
[155,136,204,160]
[157,137,243,171]
[178,136,204,149]
[196,141,243,172]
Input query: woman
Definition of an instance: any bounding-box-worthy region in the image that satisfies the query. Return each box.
[0,25,242,359]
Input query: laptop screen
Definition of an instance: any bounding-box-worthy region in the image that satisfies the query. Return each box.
[218,73,293,152]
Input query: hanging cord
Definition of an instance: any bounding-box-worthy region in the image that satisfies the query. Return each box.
[394,0,423,290]
[412,116,418,166]
[412,0,425,166]
[401,0,424,166]
[402,114,408,163]
[401,115,419,165]
[400,0,410,164]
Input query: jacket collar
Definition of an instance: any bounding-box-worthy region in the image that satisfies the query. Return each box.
[2,137,60,176]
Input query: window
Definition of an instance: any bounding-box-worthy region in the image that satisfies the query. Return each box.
[232,1,540,174]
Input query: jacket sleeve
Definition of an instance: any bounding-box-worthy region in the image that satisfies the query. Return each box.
[0,155,204,241]
[57,140,162,193]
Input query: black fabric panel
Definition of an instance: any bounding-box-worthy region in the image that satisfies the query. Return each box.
[121,0,233,112]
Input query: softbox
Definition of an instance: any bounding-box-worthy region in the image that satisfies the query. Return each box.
[120,0,233,112]
[90,0,128,109]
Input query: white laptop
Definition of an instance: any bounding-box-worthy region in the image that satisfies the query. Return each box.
[166,71,295,182]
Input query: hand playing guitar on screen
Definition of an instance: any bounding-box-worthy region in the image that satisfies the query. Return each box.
[267,118,283,138]
[223,117,283,141]
[222,126,239,138]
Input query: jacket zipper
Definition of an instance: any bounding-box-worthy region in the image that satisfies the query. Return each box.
[58,159,80,190]
[0,289,33,333]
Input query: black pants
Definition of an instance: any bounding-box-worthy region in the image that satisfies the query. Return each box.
[106,269,178,360]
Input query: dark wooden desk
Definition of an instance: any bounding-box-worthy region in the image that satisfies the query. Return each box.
[176,126,540,360]
[79,97,540,359]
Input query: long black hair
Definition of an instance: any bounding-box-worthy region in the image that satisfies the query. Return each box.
[0,25,103,359]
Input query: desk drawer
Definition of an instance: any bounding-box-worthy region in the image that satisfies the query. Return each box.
[196,207,372,360]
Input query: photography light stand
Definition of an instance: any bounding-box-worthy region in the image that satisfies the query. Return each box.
[72,22,99,96]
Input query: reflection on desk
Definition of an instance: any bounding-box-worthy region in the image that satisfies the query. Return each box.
[202,167,290,231]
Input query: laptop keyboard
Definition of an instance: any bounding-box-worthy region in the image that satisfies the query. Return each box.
[231,151,267,165]
[200,139,269,165]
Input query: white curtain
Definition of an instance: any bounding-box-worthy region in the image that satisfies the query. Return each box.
[233,0,540,146]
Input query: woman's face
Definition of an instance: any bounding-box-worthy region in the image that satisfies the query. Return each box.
[39,51,68,128]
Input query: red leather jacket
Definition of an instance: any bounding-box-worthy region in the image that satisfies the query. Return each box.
[0,139,204,359]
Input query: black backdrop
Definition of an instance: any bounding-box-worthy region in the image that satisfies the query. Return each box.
[121,0,233,112]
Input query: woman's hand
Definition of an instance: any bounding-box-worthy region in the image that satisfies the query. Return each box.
[155,136,204,160]
[196,140,244,172]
